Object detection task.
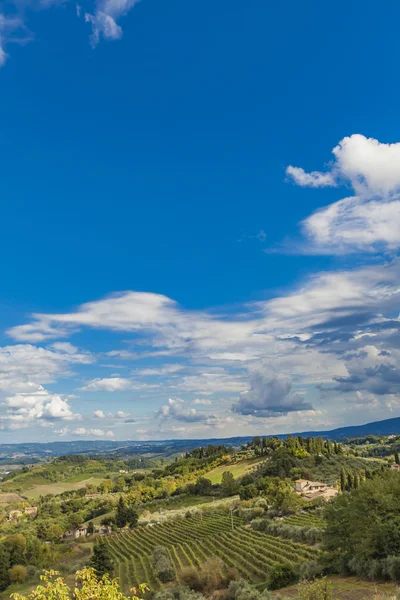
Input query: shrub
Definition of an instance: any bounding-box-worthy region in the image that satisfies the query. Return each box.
[180,567,203,592]
[297,577,334,600]
[383,556,400,581]
[267,563,297,590]
[9,565,28,584]
[299,561,324,580]
[153,546,176,583]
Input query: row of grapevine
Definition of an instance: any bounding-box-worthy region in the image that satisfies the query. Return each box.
[283,513,325,529]
[105,512,320,594]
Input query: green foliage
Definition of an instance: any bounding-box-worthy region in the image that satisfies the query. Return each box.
[9,565,28,584]
[267,563,297,590]
[90,539,115,577]
[187,478,213,496]
[10,567,147,600]
[323,470,400,579]
[221,472,238,496]
[239,484,258,500]
[297,577,333,600]
[153,546,176,582]
[115,496,138,528]
[0,544,11,591]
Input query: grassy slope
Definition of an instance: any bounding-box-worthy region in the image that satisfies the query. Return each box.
[273,575,396,600]
[206,457,266,484]
[23,476,108,499]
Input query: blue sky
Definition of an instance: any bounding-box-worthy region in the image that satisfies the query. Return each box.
[1,0,400,442]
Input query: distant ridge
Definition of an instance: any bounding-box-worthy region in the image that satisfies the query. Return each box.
[291,415,400,440]
[1,415,400,460]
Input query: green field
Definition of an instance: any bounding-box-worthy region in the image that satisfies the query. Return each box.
[105,512,319,594]
[206,457,266,484]
[23,476,108,499]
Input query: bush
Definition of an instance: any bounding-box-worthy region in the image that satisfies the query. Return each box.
[153,546,176,583]
[299,561,324,580]
[180,566,203,592]
[297,577,334,600]
[383,556,400,581]
[267,563,297,590]
[9,565,28,584]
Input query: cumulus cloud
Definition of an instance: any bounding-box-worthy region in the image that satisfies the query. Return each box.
[0,386,80,429]
[158,398,214,423]
[115,410,130,418]
[93,409,106,418]
[232,372,312,418]
[80,377,132,391]
[286,135,400,254]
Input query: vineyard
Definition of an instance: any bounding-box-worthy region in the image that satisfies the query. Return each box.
[105,512,320,594]
[283,513,325,529]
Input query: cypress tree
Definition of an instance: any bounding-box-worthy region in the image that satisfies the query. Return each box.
[340,468,347,492]
[90,540,114,577]
[0,546,10,591]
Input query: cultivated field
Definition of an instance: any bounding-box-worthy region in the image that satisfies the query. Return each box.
[206,457,266,484]
[23,476,108,499]
[283,513,325,529]
[0,492,25,505]
[105,512,320,594]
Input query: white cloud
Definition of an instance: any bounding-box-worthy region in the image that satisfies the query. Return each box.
[192,398,212,405]
[50,342,79,354]
[158,398,214,423]
[287,135,400,254]
[286,166,336,188]
[115,410,130,418]
[80,377,132,391]
[54,427,69,435]
[0,0,143,66]
[0,344,93,393]
[232,372,312,418]
[84,0,141,47]
[0,14,28,67]
[93,409,106,418]
[73,427,114,437]
[1,387,80,428]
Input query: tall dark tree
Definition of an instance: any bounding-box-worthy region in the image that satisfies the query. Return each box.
[0,545,10,591]
[115,496,127,529]
[125,505,138,528]
[90,539,114,577]
[87,521,94,535]
[395,451,400,465]
[340,468,347,492]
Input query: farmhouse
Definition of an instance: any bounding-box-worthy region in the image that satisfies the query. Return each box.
[94,525,112,535]
[391,463,400,471]
[24,506,38,517]
[63,525,88,539]
[295,479,338,500]
[8,510,23,521]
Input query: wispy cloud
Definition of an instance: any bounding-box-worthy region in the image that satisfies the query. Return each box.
[0,0,143,64]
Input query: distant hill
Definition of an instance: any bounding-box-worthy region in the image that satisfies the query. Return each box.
[1,415,400,462]
[294,416,400,440]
